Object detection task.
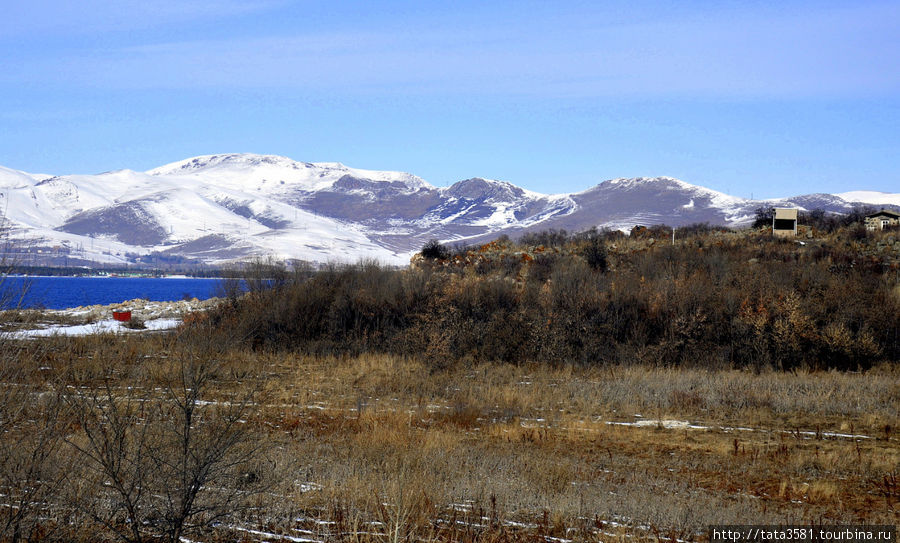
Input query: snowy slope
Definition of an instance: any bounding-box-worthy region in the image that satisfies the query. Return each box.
[836,191,900,207]
[2,156,413,265]
[147,154,431,193]
[421,177,573,229]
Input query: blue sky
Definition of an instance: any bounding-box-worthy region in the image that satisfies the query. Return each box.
[1,0,898,197]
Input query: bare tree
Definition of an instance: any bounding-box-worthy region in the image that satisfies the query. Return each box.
[66,349,265,543]
[0,209,40,317]
[148,356,262,543]
[66,379,155,543]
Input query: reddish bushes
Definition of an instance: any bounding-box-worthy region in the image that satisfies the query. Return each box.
[204,228,900,370]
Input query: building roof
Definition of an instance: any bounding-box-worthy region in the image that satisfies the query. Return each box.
[773,208,798,220]
[866,209,900,219]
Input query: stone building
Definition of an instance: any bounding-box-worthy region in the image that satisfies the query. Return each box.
[865,209,900,231]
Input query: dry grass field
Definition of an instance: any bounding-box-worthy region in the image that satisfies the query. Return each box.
[2,330,898,542]
[234,352,900,540]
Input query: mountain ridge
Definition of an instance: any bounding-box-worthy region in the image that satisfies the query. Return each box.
[1,153,898,268]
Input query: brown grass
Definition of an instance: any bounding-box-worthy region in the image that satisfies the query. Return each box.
[1,331,898,541]
[256,353,900,536]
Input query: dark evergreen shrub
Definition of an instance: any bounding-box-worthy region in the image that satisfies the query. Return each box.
[421,239,449,260]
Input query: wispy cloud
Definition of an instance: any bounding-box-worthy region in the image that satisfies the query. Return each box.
[3,2,899,99]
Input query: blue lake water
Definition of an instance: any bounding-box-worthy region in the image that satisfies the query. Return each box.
[1,276,223,310]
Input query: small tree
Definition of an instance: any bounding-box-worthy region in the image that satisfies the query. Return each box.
[842,206,877,227]
[752,207,774,229]
[242,257,292,293]
[420,239,449,260]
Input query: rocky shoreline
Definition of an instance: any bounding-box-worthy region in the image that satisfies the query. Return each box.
[46,297,224,322]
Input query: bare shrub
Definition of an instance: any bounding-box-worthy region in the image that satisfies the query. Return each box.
[121,316,147,330]
[0,367,71,542]
[519,228,569,247]
[64,346,265,543]
[0,211,33,312]
[527,251,560,283]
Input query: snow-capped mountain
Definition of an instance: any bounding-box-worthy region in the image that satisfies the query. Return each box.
[0,154,896,268]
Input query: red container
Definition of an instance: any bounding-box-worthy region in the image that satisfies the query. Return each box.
[112,310,132,322]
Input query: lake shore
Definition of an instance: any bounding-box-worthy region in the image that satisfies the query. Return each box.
[1,297,224,337]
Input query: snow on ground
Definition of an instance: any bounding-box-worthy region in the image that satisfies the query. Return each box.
[517,415,875,440]
[12,318,180,338]
[604,418,873,440]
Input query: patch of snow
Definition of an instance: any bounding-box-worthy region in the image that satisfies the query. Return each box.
[226,525,322,543]
[605,419,873,440]
[606,419,706,430]
[296,482,322,493]
[11,318,180,338]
